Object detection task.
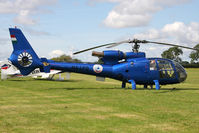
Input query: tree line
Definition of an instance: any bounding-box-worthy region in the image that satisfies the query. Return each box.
[51,55,82,63]
[161,44,199,68]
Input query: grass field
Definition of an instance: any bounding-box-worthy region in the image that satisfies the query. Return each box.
[0,68,199,133]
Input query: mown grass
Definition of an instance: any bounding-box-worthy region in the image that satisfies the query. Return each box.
[0,68,199,133]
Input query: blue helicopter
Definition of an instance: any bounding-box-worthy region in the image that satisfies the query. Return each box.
[8,27,198,90]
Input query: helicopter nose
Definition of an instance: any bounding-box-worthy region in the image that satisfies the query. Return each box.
[173,61,187,83]
[179,70,187,82]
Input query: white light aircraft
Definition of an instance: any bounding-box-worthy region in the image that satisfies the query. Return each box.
[0,60,62,80]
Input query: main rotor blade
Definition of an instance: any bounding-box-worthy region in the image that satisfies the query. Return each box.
[144,40,199,51]
[73,42,115,55]
[73,38,199,55]
[73,40,130,55]
[106,40,130,48]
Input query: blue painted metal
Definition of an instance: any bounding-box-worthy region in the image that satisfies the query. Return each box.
[8,28,188,90]
[9,28,42,75]
[40,58,50,73]
[129,80,136,90]
[126,52,146,60]
[102,50,125,65]
[153,80,160,90]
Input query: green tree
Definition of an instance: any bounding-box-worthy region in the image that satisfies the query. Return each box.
[94,58,103,64]
[189,44,199,63]
[51,54,81,63]
[161,46,183,63]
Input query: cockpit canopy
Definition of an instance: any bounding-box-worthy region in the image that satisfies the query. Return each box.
[149,58,187,82]
[173,61,187,82]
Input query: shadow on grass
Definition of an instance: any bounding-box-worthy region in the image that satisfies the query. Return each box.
[152,88,199,93]
[34,79,82,82]
[48,87,123,90]
[5,78,82,83]
[48,87,199,91]
[4,78,199,92]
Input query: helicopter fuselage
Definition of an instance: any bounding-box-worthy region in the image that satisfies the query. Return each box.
[48,56,187,86]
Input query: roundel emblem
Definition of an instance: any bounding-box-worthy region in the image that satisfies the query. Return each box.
[18,52,33,67]
[93,64,103,73]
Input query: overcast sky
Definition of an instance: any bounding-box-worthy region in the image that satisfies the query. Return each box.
[0,0,199,61]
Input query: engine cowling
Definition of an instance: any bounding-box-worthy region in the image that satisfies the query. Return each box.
[92,50,125,65]
[125,52,146,61]
[92,50,146,65]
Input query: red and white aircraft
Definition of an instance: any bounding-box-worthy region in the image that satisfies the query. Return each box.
[0,60,62,80]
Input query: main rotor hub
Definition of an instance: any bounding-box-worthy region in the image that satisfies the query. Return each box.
[129,39,147,53]
[132,43,140,53]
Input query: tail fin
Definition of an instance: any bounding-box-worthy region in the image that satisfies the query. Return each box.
[8,27,49,75]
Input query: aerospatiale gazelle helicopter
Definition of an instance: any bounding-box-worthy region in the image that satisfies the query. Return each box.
[7,27,199,90]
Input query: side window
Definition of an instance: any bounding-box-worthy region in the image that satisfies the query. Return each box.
[149,60,157,70]
[157,60,173,70]
[157,60,175,79]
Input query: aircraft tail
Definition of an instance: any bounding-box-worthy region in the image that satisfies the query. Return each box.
[0,60,10,80]
[0,60,20,80]
[9,27,50,75]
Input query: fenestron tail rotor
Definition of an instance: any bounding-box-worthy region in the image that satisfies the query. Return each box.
[73,39,199,55]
